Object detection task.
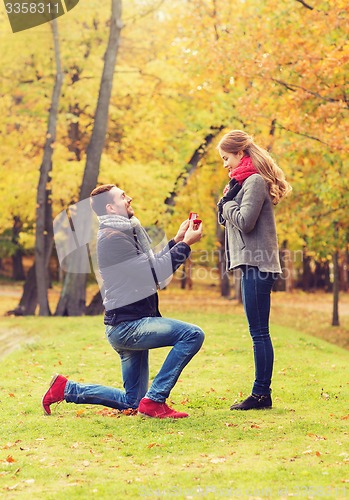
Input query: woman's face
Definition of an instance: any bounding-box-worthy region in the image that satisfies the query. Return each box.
[219,148,243,177]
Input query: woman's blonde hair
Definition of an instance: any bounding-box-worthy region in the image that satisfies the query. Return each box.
[217,130,292,205]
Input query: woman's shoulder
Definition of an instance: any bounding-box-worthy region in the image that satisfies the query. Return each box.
[243,173,265,185]
[242,174,268,192]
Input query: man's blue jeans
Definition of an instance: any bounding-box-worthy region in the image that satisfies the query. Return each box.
[65,317,204,410]
[240,266,278,396]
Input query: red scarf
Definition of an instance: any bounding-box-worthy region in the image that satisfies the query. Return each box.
[223,156,258,195]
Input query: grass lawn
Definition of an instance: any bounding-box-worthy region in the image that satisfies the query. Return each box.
[0,287,349,498]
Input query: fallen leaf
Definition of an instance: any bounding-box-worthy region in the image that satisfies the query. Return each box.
[316,451,321,457]
[147,443,159,448]
[6,484,19,490]
[6,455,16,463]
[97,408,122,417]
[307,433,327,440]
[251,424,261,429]
[121,408,137,416]
[8,393,15,398]
[210,457,226,463]
[3,443,15,449]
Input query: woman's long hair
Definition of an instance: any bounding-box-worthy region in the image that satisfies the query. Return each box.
[217,130,292,205]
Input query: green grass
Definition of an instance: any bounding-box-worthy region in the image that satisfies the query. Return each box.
[0,310,349,499]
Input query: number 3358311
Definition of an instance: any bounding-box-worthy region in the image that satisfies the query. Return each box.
[5,3,60,15]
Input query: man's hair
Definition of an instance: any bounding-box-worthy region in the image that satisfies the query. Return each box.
[90,184,116,216]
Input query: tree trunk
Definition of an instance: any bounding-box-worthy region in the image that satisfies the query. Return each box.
[323,260,331,292]
[279,243,293,292]
[8,264,37,315]
[216,221,230,297]
[302,251,313,291]
[35,18,63,316]
[12,249,25,281]
[11,216,25,281]
[85,288,104,315]
[55,0,123,316]
[179,259,193,290]
[339,244,348,292]
[219,258,230,297]
[233,268,242,302]
[332,250,340,326]
[68,103,83,161]
[179,266,187,290]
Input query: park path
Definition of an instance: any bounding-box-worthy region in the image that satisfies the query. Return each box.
[0,326,30,360]
[0,286,31,359]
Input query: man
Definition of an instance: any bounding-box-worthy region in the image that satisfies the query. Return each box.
[42,184,204,418]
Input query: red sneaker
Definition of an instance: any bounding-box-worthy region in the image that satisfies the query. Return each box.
[42,374,68,415]
[138,397,189,419]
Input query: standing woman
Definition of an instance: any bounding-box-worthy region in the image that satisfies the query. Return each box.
[217,130,291,410]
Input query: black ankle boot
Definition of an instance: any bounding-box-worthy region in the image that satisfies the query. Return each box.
[230,393,272,410]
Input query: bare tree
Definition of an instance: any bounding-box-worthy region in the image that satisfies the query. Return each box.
[10,19,63,316]
[35,18,64,316]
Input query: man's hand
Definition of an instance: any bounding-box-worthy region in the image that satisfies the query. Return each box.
[183,220,202,246]
[173,219,190,244]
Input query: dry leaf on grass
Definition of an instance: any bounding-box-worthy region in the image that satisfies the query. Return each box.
[210,457,226,463]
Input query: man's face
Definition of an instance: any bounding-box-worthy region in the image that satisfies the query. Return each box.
[107,187,134,218]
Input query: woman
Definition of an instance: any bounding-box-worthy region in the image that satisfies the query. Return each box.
[217,130,291,410]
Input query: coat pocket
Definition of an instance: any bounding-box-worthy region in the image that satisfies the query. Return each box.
[235,229,246,250]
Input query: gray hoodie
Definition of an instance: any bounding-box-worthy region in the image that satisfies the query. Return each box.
[222,174,282,273]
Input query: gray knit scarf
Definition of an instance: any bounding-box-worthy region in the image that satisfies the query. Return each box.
[97,215,158,287]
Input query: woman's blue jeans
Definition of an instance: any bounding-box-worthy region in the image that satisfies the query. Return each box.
[64,317,204,410]
[240,266,278,396]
